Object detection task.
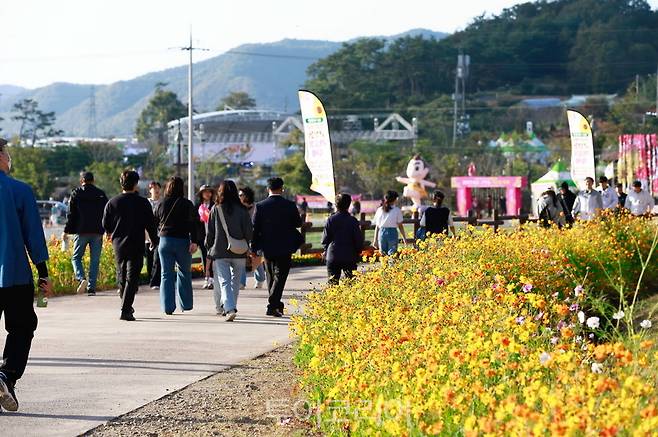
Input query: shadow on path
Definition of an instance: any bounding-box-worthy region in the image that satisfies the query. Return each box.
[5,412,114,421]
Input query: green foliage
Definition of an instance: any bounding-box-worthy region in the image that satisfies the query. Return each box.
[272,151,312,196]
[6,146,53,198]
[46,146,93,177]
[86,161,127,197]
[135,87,186,143]
[609,74,658,134]
[78,141,124,163]
[305,0,658,109]
[216,91,256,110]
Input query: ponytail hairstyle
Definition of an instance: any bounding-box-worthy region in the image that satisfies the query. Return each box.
[383,190,399,213]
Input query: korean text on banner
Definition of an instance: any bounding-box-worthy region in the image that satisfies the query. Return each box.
[298,90,336,203]
[567,109,596,191]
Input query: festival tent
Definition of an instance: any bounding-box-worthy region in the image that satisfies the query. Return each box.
[488,132,551,164]
[530,161,577,215]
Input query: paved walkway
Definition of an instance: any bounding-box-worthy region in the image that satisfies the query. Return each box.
[0,266,326,437]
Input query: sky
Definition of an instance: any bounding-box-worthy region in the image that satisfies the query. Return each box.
[2,0,657,89]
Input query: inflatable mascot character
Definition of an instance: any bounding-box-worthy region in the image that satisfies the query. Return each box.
[395,155,436,210]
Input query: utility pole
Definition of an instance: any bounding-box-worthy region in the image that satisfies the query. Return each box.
[88,85,97,138]
[175,28,209,200]
[452,52,470,147]
[635,74,640,103]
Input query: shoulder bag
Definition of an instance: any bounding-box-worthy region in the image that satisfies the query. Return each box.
[218,205,249,255]
[158,198,180,235]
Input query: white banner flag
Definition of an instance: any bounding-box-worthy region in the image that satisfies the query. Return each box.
[298,90,336,203]
[567,109,596,190]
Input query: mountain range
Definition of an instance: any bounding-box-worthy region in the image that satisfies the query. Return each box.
[0,29,446,138]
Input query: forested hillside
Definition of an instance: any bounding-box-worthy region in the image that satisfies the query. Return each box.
[306,0,658,109]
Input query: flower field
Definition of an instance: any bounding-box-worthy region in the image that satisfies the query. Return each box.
[34,237,119,294]
[291,214,658,435]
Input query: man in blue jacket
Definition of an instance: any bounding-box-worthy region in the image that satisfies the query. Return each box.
[252,177,303,317]
[0,138,52,412]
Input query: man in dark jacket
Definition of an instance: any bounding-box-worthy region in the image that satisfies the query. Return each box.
[64,171,108,296]
[102,170,158,321]
[252,177,303,317]
[557,182,576,225]
[321,193,364,284]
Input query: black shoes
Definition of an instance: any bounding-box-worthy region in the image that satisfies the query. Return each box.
[87,290,96,296]
[266,309,283,317]
[120,313,136,321]
[0,372,18,412]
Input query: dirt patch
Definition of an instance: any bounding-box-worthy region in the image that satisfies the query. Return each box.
[84,343,319,437]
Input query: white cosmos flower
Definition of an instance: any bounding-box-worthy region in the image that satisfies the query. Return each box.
[612,310,625,320]
[586,317,600,329]
[591,363,603,374]
[578,311,585,324]
[640,320,652,329]
[539,352,551,365]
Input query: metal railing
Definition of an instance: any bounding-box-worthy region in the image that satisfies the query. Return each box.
[299,210,537,254]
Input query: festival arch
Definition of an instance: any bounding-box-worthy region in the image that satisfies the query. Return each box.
[451,176,527,216]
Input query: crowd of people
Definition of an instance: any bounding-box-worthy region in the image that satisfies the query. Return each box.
[62,172,303,322]
[538,176,655,228]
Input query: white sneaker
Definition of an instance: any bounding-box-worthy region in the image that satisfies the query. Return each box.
[226,311,237,322]
[254,280,264,289]
[76,279,88,295]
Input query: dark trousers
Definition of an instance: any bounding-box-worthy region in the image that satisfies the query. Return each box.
[327,262,357,285]
[264,255,291,312]
[116,254,144,316]
[0,284,38,384]
[145,243,161,287]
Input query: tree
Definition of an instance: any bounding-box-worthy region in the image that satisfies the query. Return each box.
[135,87,187,143]
[78,141,123,162]
[10,99,62,145]
[216,91,257,110]
[86,161,127,197]
[6,146,53,198]
[272,151,311,196]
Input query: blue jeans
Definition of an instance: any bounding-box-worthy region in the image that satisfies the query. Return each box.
[158,236,193,313]
[213,258,246,313]
[379,228,399,256]
[240,263,266,287]
[72,234,103,291]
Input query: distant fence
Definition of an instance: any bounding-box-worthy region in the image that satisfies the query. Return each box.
[299,209,537,255]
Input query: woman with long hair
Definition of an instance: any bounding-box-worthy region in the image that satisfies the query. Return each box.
[154,177,201,315]
[205,180,253,321]
[196,185,215,289]
[372,190,408,256]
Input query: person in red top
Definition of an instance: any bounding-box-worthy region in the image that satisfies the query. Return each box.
[196,185,215,289]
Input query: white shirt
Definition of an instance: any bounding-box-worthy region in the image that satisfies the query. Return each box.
[624,190,655,216]
[374,206,403,228]
[572,189,603,221]
[599,186,618,210]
